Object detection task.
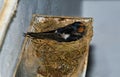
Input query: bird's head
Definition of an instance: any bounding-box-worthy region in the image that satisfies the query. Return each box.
[72,22,86,33]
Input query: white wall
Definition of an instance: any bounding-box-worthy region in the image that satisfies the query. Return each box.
[0,0,3,10]
[83,1,120,77]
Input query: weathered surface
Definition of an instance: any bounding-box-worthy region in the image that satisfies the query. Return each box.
[0,1,38,77]
[15,15,93,77]
[0,0,85,77]
[0,0,18,48]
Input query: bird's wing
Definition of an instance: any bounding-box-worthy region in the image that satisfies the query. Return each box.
[57,25,75,34]
[42,29,56,33]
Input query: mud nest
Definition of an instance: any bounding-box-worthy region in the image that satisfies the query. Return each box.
[18,15,93,77]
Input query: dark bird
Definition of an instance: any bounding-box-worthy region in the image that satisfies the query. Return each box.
[24,22,86,42]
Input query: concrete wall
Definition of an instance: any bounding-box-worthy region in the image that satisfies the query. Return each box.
[83,1,120,77]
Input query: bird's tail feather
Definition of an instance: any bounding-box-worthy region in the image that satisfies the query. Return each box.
[24,32,64,41]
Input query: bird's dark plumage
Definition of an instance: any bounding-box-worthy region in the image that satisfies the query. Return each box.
[24,22,86,42]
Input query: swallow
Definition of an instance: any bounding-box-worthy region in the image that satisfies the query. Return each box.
[24,22,86,42]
